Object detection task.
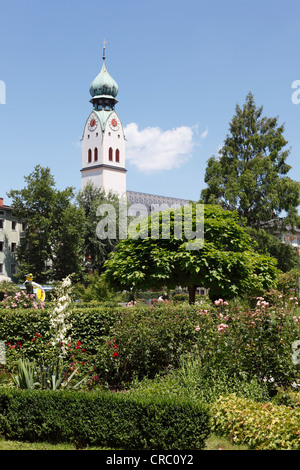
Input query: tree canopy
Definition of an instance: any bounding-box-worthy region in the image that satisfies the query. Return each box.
[103,203,279,303]
[77,182,124,274]
[201,92,300,229]
[7,165,85,283]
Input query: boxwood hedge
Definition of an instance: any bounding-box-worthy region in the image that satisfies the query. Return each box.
[0,388,210,450]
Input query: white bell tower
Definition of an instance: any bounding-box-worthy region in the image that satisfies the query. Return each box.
[81,43,126,196]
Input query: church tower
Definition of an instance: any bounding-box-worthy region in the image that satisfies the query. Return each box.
[81,44,126,196]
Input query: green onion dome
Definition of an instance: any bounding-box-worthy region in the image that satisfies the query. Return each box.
[89,60,119,99]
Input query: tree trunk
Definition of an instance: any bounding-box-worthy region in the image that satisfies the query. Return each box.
[188,285,197,304]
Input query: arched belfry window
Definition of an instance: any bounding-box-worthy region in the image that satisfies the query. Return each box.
[94,147,98,162]
[115,149,120,163]
[88,149,92,163]
[108,147,113,162]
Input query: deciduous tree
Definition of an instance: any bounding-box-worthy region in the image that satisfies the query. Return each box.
[103,204,278,303]
[8,165,85,283]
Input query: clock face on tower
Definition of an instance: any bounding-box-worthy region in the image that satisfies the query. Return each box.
[88,115,98,131]
[109,116,120,131]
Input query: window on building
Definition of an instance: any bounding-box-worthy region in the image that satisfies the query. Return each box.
[109,147,113,161]
[12,221,17,231]
[115,149,120,163]
[11,264,17,276]
[0,241,3,252]
[0,264,3,274]
[88,149,92,163]
[94,147,98,162]
[11,242,17,253]
[0,219,4,229]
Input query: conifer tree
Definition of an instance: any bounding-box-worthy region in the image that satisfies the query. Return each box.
[201,92,300,229]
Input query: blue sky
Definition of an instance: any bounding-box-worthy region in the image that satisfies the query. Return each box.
[1,0,300,206]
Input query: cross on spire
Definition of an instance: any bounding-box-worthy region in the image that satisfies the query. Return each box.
[102,39,107,60]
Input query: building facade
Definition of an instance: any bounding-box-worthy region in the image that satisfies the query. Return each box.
[0,197,24,281]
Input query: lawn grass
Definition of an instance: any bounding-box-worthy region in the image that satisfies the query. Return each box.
[0,434,249,451]
[204,434,249,450]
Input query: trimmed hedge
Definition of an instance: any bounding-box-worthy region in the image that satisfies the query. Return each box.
[0,388,210,450]
[0,306,118,354]
[211,394,300,450]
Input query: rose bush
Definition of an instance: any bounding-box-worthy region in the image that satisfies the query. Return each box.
[2,290,45,310]
[93,297,300,391]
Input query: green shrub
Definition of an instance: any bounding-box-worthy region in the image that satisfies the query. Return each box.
[72,272,113,303]
[0,281,21,302]
[0,309,52,346]
[95,304,201,387]
[193,300,300,393]
[271,387,300,408]
[1,300,299,393]
[211,394,300,450]
[127,356,270,404]
[0,305,118,356]
[0,388,210,450]
[172,294,190,302]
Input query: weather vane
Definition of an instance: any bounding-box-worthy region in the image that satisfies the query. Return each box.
[102,39,107,60]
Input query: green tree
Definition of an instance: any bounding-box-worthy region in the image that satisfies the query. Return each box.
[50,192,85,282]
[77,182,125,274]
[103,204,279,303]
[246,227,300,273]
[201,92,300,228]
[7,165,85,283]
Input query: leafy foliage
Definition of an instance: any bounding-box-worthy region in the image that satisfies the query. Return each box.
[0,388,210,449]
[246,227,300,272]
[73,271,113,302]
[211,394,300,450]
[201,92,300,228]
[103,203,279,302]
[7,165,85,283]
[77,182,124,274]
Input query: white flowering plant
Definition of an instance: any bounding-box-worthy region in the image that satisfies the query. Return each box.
[49,275,73,357]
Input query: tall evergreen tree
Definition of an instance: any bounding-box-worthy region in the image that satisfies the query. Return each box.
[201,92,300,229]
